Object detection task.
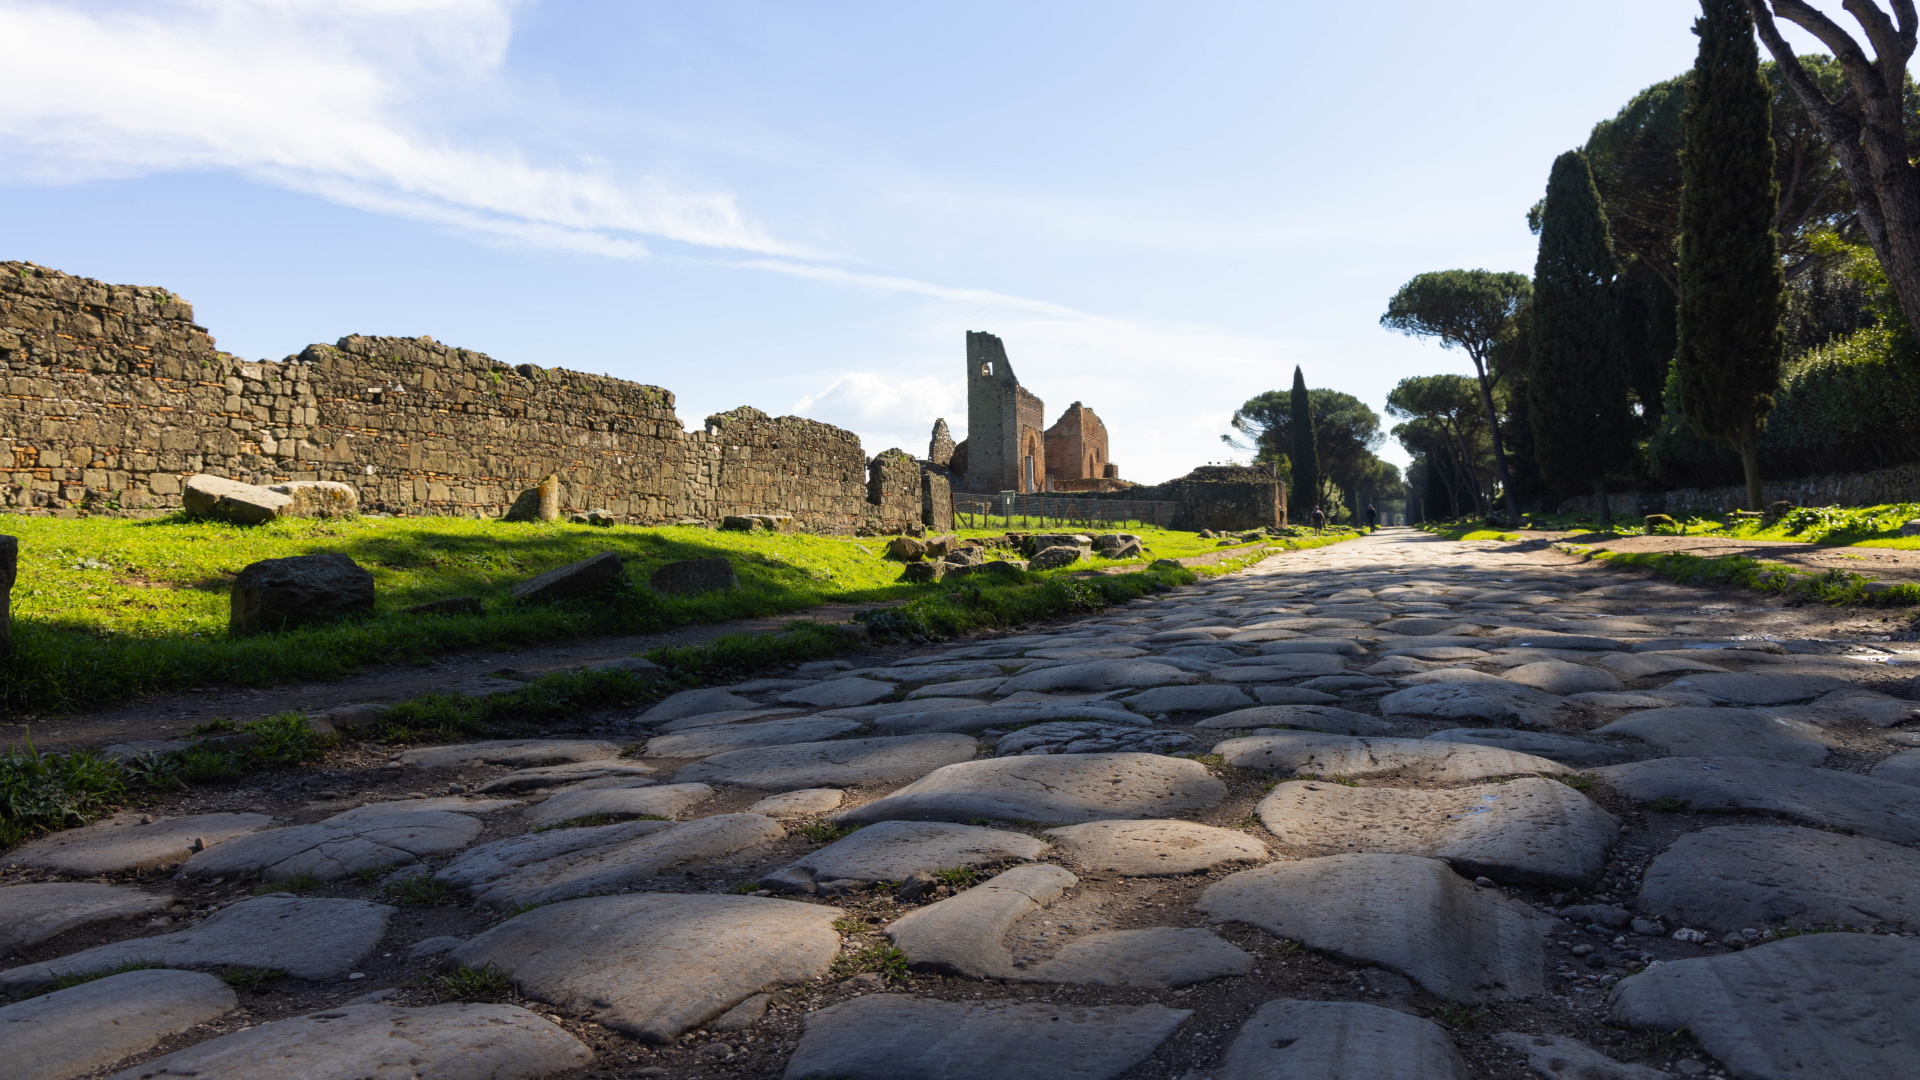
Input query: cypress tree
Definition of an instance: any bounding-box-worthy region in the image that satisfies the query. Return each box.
[1676,0,1784,511]
[1528,150,1635,525]
[1288,366,1319,522]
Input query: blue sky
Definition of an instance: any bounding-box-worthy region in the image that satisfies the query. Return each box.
[0,1,1829,483]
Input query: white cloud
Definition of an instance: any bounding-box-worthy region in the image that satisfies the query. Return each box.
[0,0,795,256]
[789,371,964,458]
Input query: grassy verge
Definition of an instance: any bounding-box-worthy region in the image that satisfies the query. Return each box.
[1556,543,1920,607]
[0,515,1234,716]
[1419,523,1526,542]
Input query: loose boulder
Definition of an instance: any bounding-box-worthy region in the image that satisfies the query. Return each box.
[1028,545,1084,571]
[503,474,561,522]
[510,551,625,602]
[266,480,359,517]
[182,473,291,524]
[230,554,374,635]
[648,557,737,596]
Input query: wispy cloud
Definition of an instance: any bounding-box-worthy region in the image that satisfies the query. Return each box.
[0,0,796,256]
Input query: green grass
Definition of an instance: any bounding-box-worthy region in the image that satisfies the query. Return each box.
[0,736,125,846]
[422,962,514,1002]
[382,875,457,905]
[46,961,161,993]
[1422,524,1524,542]
[830,942,910,980]
[1562,545,1920,607]
[253,872,322,895]
[217,966,288,993]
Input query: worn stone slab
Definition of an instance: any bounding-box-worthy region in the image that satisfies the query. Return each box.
[652,707,804,733]
[1252,686,1343,705]
[643,717,866,758]
[1120,685,1256,714]
[784,994,1189,1080]
[1022,926,1253,987]
[1423,728,1633,767]
[1379,682,1582,730]
[993,721,1189,757]
[327,796,523,820]
[1774,691,1920,729]
[1256,639,1367,656]
[1870,748,1920,786]
[438,813,784,907]
[1595,708,1832,766]
[106,1002,591,1080]
[1218,999,1469,1080]
[1591,757,1920,845]
[0,896,393,993]
[748,788,844,816]
[180,809,482,882]
[676,734,979,790]
[1196,853,1552,1003]
[1042,819,1267,876]
[1661,672,1859,705]
[0,882,173,954]
[1216,732,1568,782]
[1502,661,1623,695]
[836,753,1226,826]
[7,812,272,874]
[1212,655,1350,681]
[1505,634,1624,651]
[871,703,1146,736]
[1256,777,1618,888]
[1492,1032,1663,1080]
[1192,704,1394,735]
[777,677,898,709]
[993,660,1199,696]
[787,820,1044,886]
[1026,645,1148,660]
[450,893,842,1042]
[1570,690,1718,709]
[824,698,984,719]
[1599,653,1730,678]
[1609,932,1920,1080]
[3,968,236,1080]
[1638,825,1920,933]
[639,689,763,724]
[397,739,623,770]
[887,864,1078,976]
[523,783,714,827]
[475,760,656,793]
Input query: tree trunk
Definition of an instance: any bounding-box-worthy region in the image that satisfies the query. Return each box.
[1593,475,1612,528]
[1737,418,1764,511]
[1468,355,1522,525]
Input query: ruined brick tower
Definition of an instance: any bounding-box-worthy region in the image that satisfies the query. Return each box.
[939,331,1125,494]
[1044,401,1120,491]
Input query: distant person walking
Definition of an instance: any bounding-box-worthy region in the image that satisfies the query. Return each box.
[1309,505,1326,534]
[1365,504,1378,531]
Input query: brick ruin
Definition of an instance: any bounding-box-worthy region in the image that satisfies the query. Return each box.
[0,262,947,533]
[942,331,1126,494]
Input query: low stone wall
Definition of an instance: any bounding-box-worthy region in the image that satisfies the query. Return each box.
[1086,464,1286,531]
[1556,461,1920,518]
[0,261,948,532]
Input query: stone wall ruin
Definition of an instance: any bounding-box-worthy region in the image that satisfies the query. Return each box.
[0,261,950,533]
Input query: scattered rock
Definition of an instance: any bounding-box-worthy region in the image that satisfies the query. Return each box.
[1028,546,1084,571]
[1191,705,1394,735]
[675,734,980,791]
[448,893,842,1042]
[1492,1032,1664,1080]
[648,558,737,596]
[1255,777,1618,888]
[267,480,359,518]
[887,536,928,561]
[397,739,624,770]
[106,1002,590,1080]
[1638,825,1920,933]
[835,752,1226,825]
[1591,757,1920,845]
[1215,732,1569,782]
[2,969,236,1080]
[509,551,625,603]
[523,783,714,827]
[1610,932,1920,1080]
[1042,819,1268,875]
[1196,853,1553,1003]
[1218,999,1469,1080]
[1560,904,1633,931]
[0,896,393,993]
[503,474,561,523]
[182,473,291,524]
[6,812,272,874]
[1423,728,1633,767]
[0,882,174,953]
[784,995,1188,1080]
[229,554,375,635]
[437,814,785,907]
[1595,708,1833,766]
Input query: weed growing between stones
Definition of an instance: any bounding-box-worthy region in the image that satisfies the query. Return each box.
[0,736,125,846]
[46,961,161,994]
[253,873,322,895]
[1426,1001,1489,1029]
[420,963,514,1003]
[930,867,980,888]
[533,812,635,832]
[795,821,859,844]
[383,876,457,906]
[217,966,287,994]
[829,943,908,980]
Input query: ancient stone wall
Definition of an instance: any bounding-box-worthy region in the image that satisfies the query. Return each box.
[0,262,949,532]
[1555,461,1920,518]
[1084,464,1286,531]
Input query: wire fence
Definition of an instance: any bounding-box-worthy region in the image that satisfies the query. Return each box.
[952,492,1178,531]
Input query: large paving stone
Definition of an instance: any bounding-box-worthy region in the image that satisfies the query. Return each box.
[449,893,842,1041]
[643,717,865,758]
[887,864,1077,977]
[1609,932,1920,1080]
[748,788,844,816]
[1211,655,1350,681]
[1021,926,1254,987]
[1215,732,1569,782]
[2,968,236,1080]
[436,813,784,907]
[639,688,763,724]
[1504,634,1624,651]
[106,1002,590,1080]
[1595,707,1833,766]
[1192,704,1394,735]
[1256,777,1618,888]
[1120,685,1255,714]
[777,677,898,708]
[825,698,984,719]
[1042,819,1268,875]
[870,704,1143,736]
[1217,999,1469,1080]
[327,796,523,819]
[834,753,1226,825]
[784,995,1189,1080]
[1492,1032,1663,1080]
[676,734,979,790]
[1661,672,1859,705]
[474,761,656,794]
[653,707,806,734]
[1503,661,1623,695]
[179,809,483,882]
[1379,682,1583,730]
[1870,747,1920,786]
[993,659,1199,696]
[1599,653,1729,678]
[0,897,393,993]
[1638,824,1920,933]
[1591,757,1920,845]
[6,812,271,874]
[1196,853,1552,1003]
[992,721,1189,757]
[1423,728,1633,767]
[522,783,714,827]
[397,739,623,769]
[0,882,173,954]
[782,820,1044,887]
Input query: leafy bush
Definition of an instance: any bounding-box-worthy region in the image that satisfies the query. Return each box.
[0,739,125,846]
